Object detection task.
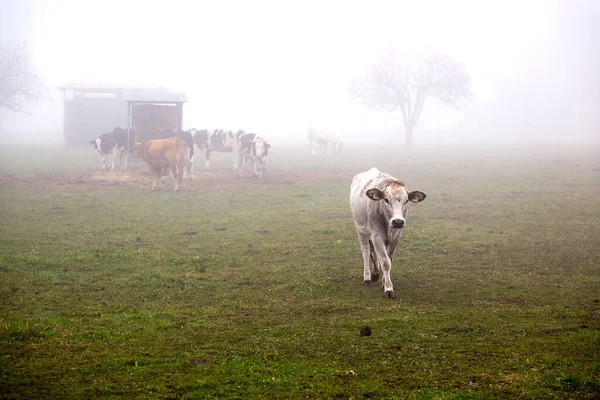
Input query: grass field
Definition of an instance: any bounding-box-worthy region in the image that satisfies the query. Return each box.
[1,141,599,399]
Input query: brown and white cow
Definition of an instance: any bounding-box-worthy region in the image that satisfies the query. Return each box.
[159,128,195,179]
[350,167,426,298]
[134,137,189,192]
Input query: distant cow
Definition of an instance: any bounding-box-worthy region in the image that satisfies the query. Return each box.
[159,128,195,179]
[350,167,426,299]
[193,129,243,169]
[134,137,190,192]
[90,127,130,171]
[236,132,271,178]
[307,127,343,156]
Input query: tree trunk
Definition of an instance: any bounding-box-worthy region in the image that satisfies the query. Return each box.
[404,124,414,146]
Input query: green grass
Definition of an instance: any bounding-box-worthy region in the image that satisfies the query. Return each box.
[1,141,599,399]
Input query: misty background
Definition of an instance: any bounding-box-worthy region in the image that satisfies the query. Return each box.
[0,0,598,145]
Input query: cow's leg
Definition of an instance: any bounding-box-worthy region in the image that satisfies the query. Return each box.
[386,236,401,262]
[121,150,129,171]
[255,161,264,179]
[259,159,266,178]
[238,153,246,176]
[205,149,211,170]
[357,232,373,284]
[233,148,239,171]
[102,154,108,171]
[188,154,194,179]
[114,148,123,170]
[171,161,182,192]
[372,237,395,299]
[150,167,161,190]
[368,240,380,282]
[108,151,116,171]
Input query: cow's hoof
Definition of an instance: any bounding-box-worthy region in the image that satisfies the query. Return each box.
[384,290,396,299]
[363,280,372,286]
[371,273,380,282]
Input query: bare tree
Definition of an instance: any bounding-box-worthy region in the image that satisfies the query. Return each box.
[0,41,44,113]
[350,51,472,145]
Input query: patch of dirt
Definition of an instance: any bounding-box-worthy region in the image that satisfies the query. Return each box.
[0,168,351,193]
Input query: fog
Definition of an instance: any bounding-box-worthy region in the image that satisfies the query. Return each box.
[0,0,598,145]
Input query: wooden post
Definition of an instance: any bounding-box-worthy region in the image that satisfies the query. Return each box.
[177,102,183,131]
[126,101,132,149]
[62,90,67,147]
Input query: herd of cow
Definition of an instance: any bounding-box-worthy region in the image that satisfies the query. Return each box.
[90,127,345,191]
[90,127,271,191]
[90,126,426,298]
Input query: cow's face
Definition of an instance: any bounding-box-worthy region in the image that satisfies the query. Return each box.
[223,131,236,147]
[366,181,426,229]
[253,138,270,160]
[90,138,102,154]
[133,142,145,157]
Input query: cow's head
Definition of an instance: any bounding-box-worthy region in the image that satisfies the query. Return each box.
[252,137,271,160]
[366,181,426,229]
[90,138,103,154]
[223,130,237,147]
[133,142,147,158]
[158,128,176,138]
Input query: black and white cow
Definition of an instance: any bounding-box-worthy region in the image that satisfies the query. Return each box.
[159,128,195,178]
[350,167,426,299]
[193,129,243,170]
[236,132,271,179]
[90,127,129,171]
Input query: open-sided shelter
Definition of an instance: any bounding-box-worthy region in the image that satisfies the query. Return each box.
[57,84,187,148]
[123,90,188,149]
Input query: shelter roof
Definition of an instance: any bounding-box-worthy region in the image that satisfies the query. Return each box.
[124,90,187,103]
[57,83,157,92]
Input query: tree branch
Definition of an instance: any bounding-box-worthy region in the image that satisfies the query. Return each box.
[0,41,44,113]
[349,50,471,144]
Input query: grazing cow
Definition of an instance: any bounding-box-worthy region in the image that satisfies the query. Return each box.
[236,132,271,178]
[90,127,130,171]
[134,137,189,192]
[307,127,343,156]
[159,128,195,178]
[349,167,426,299]
[193,129,243,169]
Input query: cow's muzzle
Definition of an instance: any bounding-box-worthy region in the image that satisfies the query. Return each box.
[391,218,405,229]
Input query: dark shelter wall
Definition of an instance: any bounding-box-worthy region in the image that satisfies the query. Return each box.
[132,104,180,142]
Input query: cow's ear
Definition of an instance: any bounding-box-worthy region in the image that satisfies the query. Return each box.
[366,188,384,201]
[266,143,271,148]
[408,191,426,203]
[89,140,95,145]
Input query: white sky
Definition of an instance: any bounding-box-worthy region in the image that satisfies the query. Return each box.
[0,0,562,140]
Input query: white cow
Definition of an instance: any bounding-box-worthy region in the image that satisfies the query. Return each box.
[307,127,343,156]
[350,167,426,299]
